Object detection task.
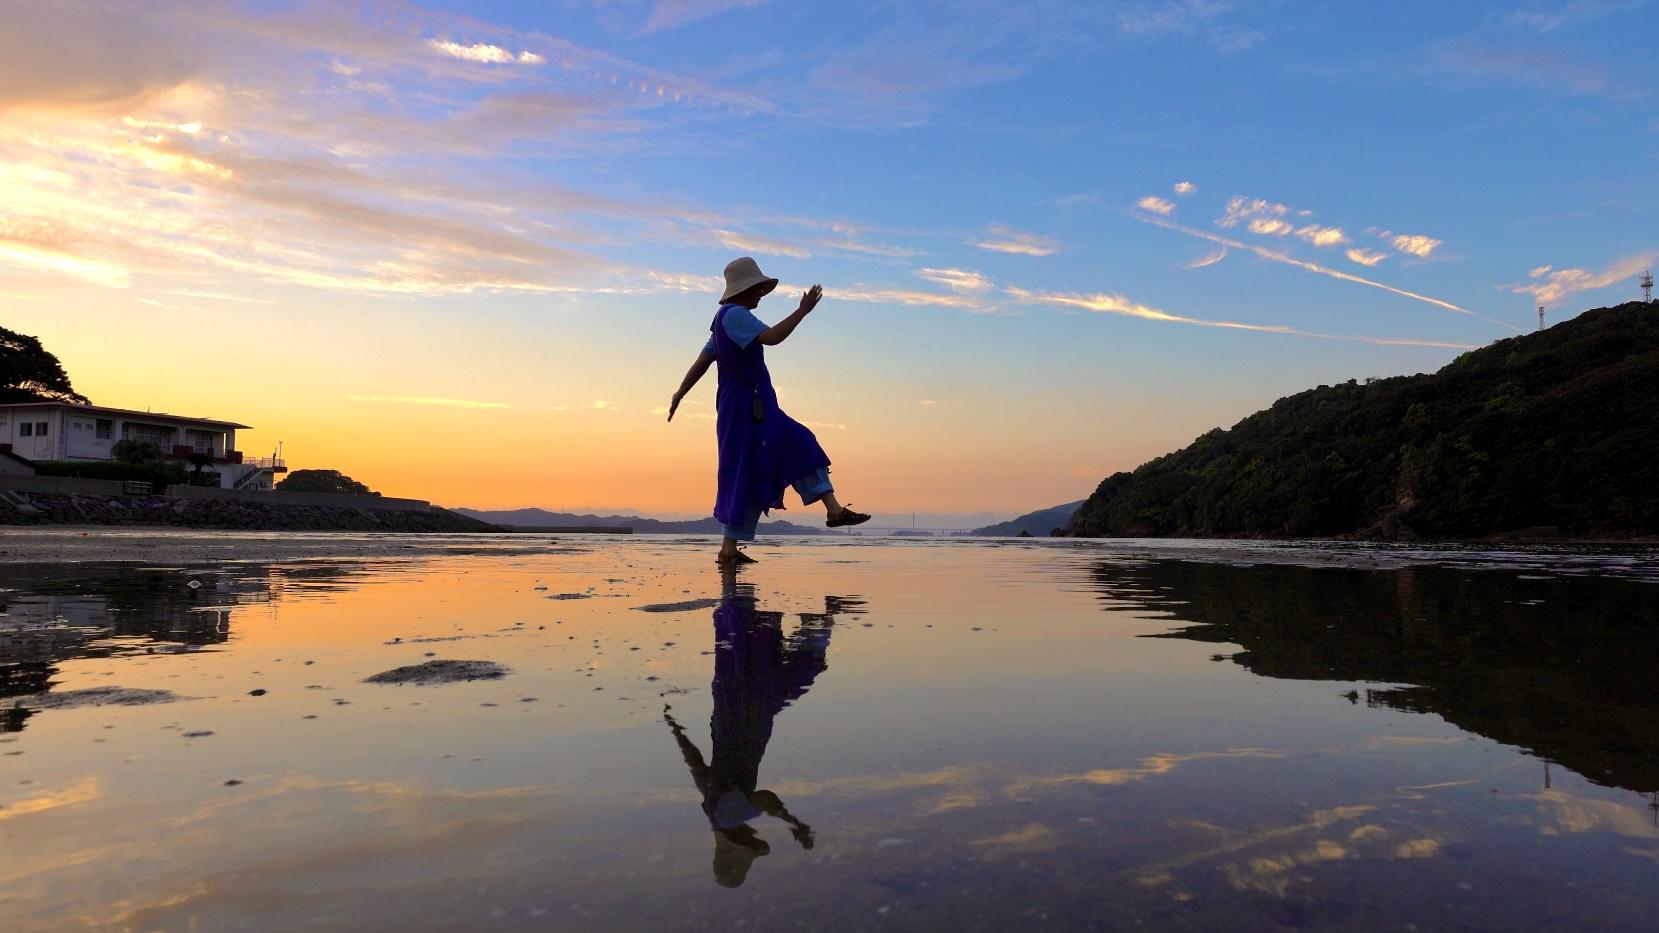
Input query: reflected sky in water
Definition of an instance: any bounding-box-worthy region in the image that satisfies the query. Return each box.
[3,538,1658,930]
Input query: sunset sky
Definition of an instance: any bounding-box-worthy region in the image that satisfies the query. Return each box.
[2,1,1654,521]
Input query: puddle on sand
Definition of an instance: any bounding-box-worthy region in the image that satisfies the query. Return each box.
[3,538,1659,930]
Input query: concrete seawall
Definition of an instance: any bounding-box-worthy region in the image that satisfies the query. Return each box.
[0,475,128,497]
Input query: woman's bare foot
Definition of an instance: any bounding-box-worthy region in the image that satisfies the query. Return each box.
[717,548,758,565]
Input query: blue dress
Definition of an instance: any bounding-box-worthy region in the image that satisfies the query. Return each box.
[710,303,831,531]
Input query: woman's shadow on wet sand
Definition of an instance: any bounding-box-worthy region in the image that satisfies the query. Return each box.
[664,567,865,887]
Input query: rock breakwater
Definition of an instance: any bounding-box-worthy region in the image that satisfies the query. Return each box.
[0,490,496,532]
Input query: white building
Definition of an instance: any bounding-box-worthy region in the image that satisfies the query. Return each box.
[0,402,286,490]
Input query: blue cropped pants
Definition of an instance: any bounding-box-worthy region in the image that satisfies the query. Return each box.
[722,468,833,541]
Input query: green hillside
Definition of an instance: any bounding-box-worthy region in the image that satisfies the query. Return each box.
[1063,302,1659,540]
[968,500,1084,537]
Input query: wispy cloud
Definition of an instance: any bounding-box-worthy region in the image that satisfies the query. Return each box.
[1508,252,1655,304]
[1386,232,1443,258]
[814,236,922,258]
[1185,247,1227,269]
[427,39,544,65]
[164,289,276,305]
[347,395,509,409]
[1006,287,1476,349]
[1296,224,1349,248]
[918,399,937,408]
[1117,1,1265,52]
[1217,196,1295,230]
[833,286,989,311]
[637,0,769,35]
[712,229,811,258]
[1497,0,1647,33]
[1422,37,1612,96]
[1137,195,1177,216]
[0,236,131,288]
[1212,195,1412,253]
[916,267,993,295]
[1124,211,1517,329]
[974,224,1058,257]
[1346,248,1388,267]
[0,0,800,301]
[1173,180,1197,196]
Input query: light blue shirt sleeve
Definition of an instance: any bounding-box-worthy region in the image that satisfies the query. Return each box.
[705,305,768,352]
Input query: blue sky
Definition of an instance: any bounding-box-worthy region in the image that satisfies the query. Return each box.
[1,0,1654,517]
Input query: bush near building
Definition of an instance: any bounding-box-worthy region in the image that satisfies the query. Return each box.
[34,459,190,488]
[276,469,379,496]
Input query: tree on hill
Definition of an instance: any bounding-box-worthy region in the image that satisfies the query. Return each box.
[276,469,379,496]
[1063,302,1659,540]
[0,327,87,404]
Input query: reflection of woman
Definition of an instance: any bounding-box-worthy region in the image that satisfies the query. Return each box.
[663,570,862,887]
[667,256,870,565]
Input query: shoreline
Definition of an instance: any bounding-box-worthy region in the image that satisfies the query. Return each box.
[0,527,556,564]
[0,526,1653,572]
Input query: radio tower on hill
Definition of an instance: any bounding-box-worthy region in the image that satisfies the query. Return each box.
[1537,302,1545,331]
[1642,268,1653,304]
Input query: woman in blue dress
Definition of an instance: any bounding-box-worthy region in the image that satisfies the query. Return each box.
[668,256,871,564]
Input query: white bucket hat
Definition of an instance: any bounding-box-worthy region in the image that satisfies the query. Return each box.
[720,256,779,303]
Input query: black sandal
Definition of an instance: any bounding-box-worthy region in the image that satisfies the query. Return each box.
[826,505,871,528]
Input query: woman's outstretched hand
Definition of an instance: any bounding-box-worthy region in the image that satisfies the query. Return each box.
[667,392,683,422]
[800,284,823,313]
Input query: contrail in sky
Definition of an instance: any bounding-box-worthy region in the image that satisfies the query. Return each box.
[1123,210,1520,331]
[1005,287,1478,350]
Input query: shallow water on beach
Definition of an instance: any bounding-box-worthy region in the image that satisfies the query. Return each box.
[3,535,1659,931]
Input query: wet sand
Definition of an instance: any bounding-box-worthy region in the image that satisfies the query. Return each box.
[3,527,1654,583]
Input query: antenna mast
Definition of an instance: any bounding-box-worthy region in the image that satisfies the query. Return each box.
[1537,303,1545,331]
[1642,268,1654,304]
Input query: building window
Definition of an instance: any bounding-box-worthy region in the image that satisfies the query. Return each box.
[19,423,31,437]
[96,419,113,440]
[35,421,48,436]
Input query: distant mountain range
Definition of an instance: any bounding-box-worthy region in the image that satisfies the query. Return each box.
[455,507,832,535]
[1062,301,1659,540]
[967,500,1085,537]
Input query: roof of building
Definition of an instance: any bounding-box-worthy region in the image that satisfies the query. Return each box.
[0,401,252,430]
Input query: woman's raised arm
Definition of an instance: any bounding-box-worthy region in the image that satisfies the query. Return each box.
[758,285,823,346]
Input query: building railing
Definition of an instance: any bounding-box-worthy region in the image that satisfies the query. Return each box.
[165,445,235,462]
[244,457,286,470]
